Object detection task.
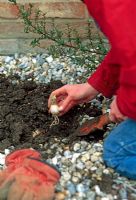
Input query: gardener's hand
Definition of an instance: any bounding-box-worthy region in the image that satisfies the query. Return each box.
[48,83,99,115]
[109,96,128,122]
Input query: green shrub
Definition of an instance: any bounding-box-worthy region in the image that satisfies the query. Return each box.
[9,0,109,71]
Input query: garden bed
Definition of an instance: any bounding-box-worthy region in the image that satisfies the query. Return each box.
[0,54,136,200]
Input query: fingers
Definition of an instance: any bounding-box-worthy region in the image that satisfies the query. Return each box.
[48,86,67,108]
[59,101,75,116]
[22,190,34,200]
[48,85,76,115]
[8,179,26,200]
[58,96,76,115]
[109,113,122,123]
[109,97,128,123]
[109,112,128,123]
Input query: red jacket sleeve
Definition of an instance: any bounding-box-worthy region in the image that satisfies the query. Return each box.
[88,49,120,98]
[85,0,136,120]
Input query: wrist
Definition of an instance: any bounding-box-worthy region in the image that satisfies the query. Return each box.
[85,82,99,96]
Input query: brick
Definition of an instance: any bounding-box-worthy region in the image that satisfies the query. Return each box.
[0,38,55,54]
[0,22,37,38]
[38,2,86,18]
[18,39,54,54]
[0,3,19,19]
[0,39,18,54]
[0,2,86,19]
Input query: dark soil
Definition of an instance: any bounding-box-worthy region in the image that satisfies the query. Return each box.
[0,74,103,151]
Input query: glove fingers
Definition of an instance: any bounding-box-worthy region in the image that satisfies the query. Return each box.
[38,185,55,200]
[0,178,14,200]
[0,170,10,186]
[6,149,41,167]
[21,190,34,200]
[24,158,61,184]
[7,179,26,200]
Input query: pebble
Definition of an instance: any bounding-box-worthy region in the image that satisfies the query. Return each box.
[73,143,81,152]
[76,183,86,193]
[64,150,72,159]
[103,168,110,175]
[0,153,6,165]
[71,153,80,163]
[46,55,53,63]
[62,172,71,181]
[81,152,90,162]
[55,192,66,200]
[4,149,10,155]
[76,162,85,170]
[72,176,79,183]
[67,182,76,195]
[86,191,96,200]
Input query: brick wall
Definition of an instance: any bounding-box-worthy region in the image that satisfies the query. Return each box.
[0,0,92,54]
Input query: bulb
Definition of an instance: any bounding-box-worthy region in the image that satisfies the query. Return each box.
[50,105,60,115]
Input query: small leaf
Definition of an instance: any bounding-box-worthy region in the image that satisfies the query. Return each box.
[8,0,16,4]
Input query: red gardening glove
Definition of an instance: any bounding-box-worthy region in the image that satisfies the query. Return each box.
[0,149,41,186]
[0,157,60,200]
[0,149,61,200]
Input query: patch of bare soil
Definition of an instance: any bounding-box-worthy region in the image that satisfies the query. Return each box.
[0,75,103,151]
